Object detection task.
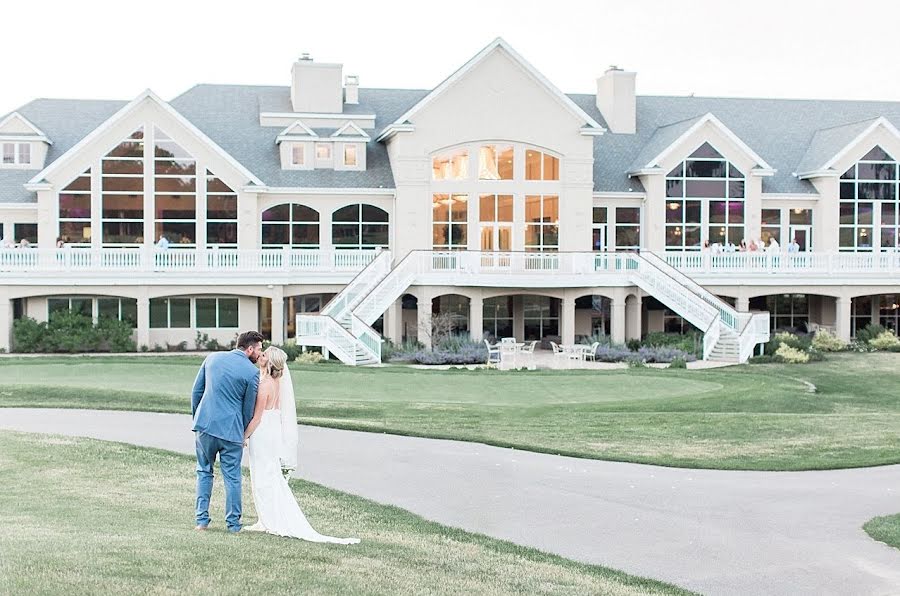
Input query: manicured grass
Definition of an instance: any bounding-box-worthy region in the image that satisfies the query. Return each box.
[1,352,900,470]
[0,431,687,595]
[864,513,900,551]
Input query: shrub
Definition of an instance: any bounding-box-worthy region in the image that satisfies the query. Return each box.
[642,331,703,357]
[668,356,687,369]
[855,323,887,345]
[294,351,324,364]
[748,354,776,364]
[775,342,810,364]
[627,357,647,368]
[593,344,634,363]
[869,331,900,351]
[625,338,641,352]
[382,338,423,362]
[636,345,697,363]
[811,329,847,352]
[764,331,811,356]
[13,313,136,353]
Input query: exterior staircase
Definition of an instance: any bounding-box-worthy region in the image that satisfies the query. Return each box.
[296,249,769,365]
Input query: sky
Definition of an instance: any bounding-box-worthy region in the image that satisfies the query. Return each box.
[2,0,900,114]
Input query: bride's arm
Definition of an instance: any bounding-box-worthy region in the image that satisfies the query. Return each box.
[243,381,268,444]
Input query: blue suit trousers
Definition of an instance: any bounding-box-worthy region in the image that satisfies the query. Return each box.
[195,431,243,532]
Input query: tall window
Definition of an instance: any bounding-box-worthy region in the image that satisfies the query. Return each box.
[592,207,607,251]
[343,144,358,167]
[852,296,873,337]
[478,145,513,180]
[432,194,468,250]
[332,204,389,249]
[525,149,560,180]
[48,297,92,318]
[523,296,558,340]
[761,209,781,245]
[479,194,513,251]
[101,128,144,245]
[615,207,641,251]
[524,195,559,251]
[59,169,92,245]
[14,223,37,245]
[261,204,320,248]
[154,128,196,246]
[768,294,809,331]
[879,295,900,332]
[483,296,513,340]
[206,172,237,247]
[432,148,468,180]
[665,142,744,249]
[840,146,898,251]
[98,297,138,327]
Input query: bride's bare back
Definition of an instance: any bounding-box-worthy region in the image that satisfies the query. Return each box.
[258,376,280,411]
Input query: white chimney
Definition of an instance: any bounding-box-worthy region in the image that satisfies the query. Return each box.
[290,54,344,113]
[345,75,359,105]
[596,66,636,134]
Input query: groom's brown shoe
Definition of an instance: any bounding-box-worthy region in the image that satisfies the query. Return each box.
[194,525,208,531]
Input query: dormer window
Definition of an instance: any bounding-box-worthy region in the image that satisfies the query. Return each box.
[315,143,332,160]
[291,144,305,166]
[343,144,358,167]
[2,142,32,165]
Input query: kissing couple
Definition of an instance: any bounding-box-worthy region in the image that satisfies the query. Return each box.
[190,330,358,544]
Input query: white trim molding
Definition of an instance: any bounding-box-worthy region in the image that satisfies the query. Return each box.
[797,116,900,179]
[245,185,396,196]
[0,112,52,144]
[28,89,264,187]
[331,121,371,141]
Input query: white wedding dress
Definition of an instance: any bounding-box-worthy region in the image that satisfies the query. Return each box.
[246,368,359,544]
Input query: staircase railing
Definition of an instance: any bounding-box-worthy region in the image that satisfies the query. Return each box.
[353,251,425,325]
[296,313,380,365]
[320,249,392,321]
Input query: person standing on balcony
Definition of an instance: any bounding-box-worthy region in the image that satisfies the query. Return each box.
[156,234,170,250]
[788,238,800,253]
[766,237,780,253]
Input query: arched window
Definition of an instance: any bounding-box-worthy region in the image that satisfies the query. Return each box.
[331,204,388,249]
[665,142,744,250]
[261,204,320,248]
[839,146,898,251]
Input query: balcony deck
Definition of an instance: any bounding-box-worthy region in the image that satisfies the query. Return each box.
[0,248,898,287]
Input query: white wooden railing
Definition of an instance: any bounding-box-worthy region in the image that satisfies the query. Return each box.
[0,247,379,274]
[663,251,900,275]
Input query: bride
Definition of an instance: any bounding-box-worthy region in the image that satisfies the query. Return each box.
[243,346,359,544]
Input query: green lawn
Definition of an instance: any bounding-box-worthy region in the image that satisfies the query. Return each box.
[1,352,900,470]
[864,513,900,551]
[0,431,686,595]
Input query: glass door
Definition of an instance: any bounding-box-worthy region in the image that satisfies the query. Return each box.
[788,225,812,251]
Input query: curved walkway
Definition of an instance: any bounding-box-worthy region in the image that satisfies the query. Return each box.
[2,408,899,595]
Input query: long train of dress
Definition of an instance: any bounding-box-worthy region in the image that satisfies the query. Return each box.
[247,409,359,544]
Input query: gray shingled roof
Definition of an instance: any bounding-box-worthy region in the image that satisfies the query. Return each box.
[170,85,428,189]
[0,98,126,203]
[627,115,705,173]
[567,94,900,194]
[5,86,900,203]
[795,117,879,176]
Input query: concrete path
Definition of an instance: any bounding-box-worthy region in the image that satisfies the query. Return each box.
[2,408,899,596]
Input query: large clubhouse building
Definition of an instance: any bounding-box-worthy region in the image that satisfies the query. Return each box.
[2,38,900,363]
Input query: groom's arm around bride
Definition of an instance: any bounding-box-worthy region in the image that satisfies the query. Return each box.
[190,330,263,533]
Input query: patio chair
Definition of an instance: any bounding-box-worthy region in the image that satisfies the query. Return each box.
[520,340,538,370]
[499,340,519,370]
[501,337,517,345]
[550,341,568,369]
[484,339,501,368]
[583,342,600,362]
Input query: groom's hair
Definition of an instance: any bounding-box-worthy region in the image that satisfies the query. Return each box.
[236,330,264,349]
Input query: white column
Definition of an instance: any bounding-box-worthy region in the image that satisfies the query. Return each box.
[271,287,285,345]
[417,289,433,349]
[469,293,483,342]
[136,296,150,349]
[736,295,750,312]
[513,295,525,340]
[561,296,576,345]
[611,293,627,345]
[0,295,11,352]
[383,298,403,344]
[625,294,643,341]
[835,296,852,342]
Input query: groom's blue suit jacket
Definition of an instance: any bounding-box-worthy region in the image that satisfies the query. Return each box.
[191,350,260,444]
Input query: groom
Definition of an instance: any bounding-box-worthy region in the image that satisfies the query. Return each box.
[191,330,263,532]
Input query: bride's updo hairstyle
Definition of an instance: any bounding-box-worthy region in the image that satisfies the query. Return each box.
[263,346,287,379]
